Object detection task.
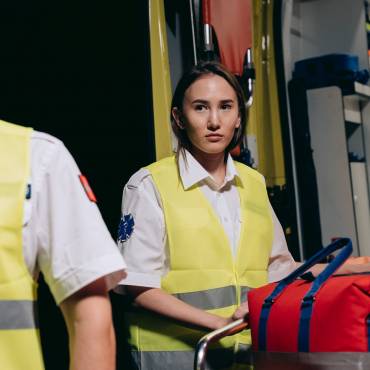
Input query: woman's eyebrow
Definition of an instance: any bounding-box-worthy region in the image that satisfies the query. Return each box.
[191,99,208,104]
[190,98,235,104]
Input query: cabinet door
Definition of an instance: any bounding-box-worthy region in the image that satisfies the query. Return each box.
[307,87,359,254]
[351,162,370,255]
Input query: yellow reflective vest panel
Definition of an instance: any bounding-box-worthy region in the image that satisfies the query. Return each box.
[126,156,273,369]
[0,121,44,370]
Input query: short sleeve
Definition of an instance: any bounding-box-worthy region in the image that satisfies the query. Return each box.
[115,168,167,291]
[268,205,296,282]
[35,140,126,304]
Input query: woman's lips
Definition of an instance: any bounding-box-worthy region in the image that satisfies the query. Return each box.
[206,134,223,142]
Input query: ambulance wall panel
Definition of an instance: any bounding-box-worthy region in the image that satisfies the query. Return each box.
[290,0,368,69]
[306,87,359,254]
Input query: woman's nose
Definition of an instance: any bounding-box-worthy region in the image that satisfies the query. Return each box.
[207,109,220,130]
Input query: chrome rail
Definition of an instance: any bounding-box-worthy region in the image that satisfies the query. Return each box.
[194,319,248,370]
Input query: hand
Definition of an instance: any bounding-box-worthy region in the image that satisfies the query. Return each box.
[231,301,249,321]
[212,302,249,330]
[345,256,370,265]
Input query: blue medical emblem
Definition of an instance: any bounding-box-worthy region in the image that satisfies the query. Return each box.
[118,214,135,243]
[25,184,32,200]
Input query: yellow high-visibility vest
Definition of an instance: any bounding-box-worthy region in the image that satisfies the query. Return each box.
[0,120,44,370]
[126,156,273,369]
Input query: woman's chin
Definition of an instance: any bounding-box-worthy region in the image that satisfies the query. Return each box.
[191,145,228,157]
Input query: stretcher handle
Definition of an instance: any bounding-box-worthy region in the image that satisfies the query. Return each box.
[245,48,254,108]
[202,0,214,53]
[202,0,211,24]
[194,318,247,370]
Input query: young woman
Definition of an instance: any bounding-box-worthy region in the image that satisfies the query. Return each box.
[116,61,296,370]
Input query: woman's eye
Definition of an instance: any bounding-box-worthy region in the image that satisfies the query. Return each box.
[194,104,207,111]
[220,104,232,110]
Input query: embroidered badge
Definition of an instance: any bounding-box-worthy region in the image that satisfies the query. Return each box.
[79,174,97,203]
[25,184,32,200]
[118,214,135,243]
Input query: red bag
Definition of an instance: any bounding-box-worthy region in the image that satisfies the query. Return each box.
[248,238,370,352]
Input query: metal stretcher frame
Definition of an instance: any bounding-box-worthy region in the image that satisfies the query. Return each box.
[194,319,247,370]
[195,332,370,370]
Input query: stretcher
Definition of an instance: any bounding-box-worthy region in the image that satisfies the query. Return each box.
[194,238,370,370]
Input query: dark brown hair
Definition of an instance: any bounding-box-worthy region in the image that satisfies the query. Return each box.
[170,60,247,157]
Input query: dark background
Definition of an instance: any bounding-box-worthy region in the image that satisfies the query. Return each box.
[0,1,154,368]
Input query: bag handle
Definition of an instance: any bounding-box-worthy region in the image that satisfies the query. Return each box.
[298,238,352,351]
[258,238,352,351]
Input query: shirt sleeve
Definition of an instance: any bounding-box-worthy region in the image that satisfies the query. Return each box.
[36,140,126,304]
[115,168,167,291]
[268,205,297,282]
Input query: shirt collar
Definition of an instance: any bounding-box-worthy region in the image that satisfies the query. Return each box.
[178,149,239,190]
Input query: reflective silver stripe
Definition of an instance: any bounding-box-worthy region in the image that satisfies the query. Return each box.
[132,348,235,370]
[240,286,251,303]
[252,352,370,370]
[0,300,38,329]
[152,348,370,370]
[173,285,236,310]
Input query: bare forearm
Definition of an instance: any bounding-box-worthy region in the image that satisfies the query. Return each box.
[127,286,231,330]
[295,261,370,276]
[61,278,116,370]
[68,297,115,370]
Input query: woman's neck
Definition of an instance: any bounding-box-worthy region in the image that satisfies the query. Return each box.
[190,148,227,186]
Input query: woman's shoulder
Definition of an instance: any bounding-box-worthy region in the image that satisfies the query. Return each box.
[125,155,177,191]
[125,167,153,190]
[233,160,266,185]
[145,155,177,173]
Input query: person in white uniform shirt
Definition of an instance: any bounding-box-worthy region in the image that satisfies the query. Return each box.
[118,152,294,287]
[115,61,297,370]
[0,121,127,370]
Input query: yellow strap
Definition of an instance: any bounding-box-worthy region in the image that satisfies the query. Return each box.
[249,0,286,187]
[149,0,174,159]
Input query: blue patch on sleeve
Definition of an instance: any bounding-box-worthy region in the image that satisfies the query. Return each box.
[25,184,32,200]
[118,214,135,243]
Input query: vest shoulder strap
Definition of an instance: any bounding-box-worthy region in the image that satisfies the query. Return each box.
[234,160,266,186]
[0,119,33,137]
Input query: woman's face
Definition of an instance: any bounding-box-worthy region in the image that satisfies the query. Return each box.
[173,73,240,157]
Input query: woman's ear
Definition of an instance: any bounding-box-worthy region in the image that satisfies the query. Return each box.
[172,107,185,129]
[235,116,241,128]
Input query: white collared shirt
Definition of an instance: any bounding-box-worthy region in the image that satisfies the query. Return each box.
[22,131,126,304]
[117,150,296,289]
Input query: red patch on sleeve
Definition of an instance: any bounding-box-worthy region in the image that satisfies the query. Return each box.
[79,175,97,203]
